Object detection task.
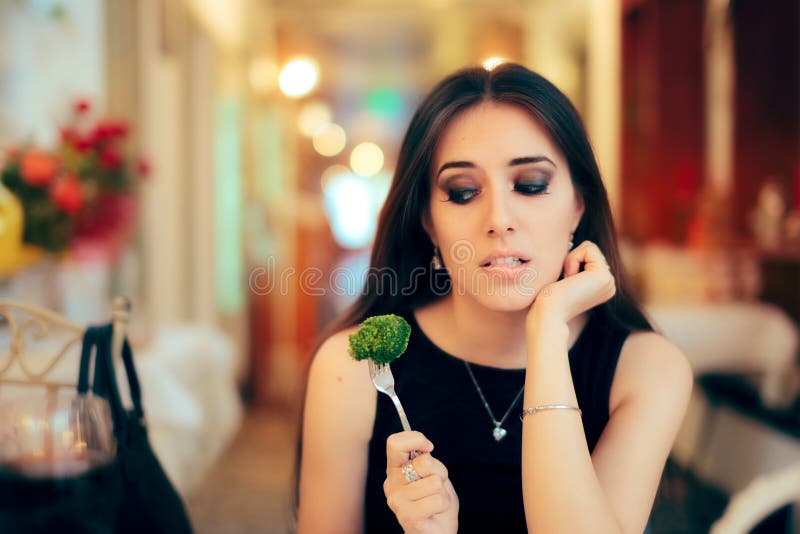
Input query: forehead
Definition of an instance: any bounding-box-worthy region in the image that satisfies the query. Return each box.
[433,102,563,169]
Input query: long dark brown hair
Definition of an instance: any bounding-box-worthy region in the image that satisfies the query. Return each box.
[321,62,652,339]
[292,63,653,525]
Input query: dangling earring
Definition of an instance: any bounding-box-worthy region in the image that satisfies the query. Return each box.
[431,246,443,270]
[568,233,574,251]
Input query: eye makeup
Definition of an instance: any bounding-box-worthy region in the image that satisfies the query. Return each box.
[440,175,552,205]
[437,162,554,205]
[444,187,481,204]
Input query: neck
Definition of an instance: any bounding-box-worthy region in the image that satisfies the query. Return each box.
[421,294,587,369]
[440,294,530,369]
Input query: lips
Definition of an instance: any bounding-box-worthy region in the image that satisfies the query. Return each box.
[479,249,531,268]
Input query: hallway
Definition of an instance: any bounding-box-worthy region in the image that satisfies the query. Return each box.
[187,410,299,534]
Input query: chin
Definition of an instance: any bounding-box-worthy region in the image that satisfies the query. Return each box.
[472,291,537,313]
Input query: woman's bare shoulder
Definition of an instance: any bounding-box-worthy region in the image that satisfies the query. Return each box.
[312,326,371,384]
[610,330,693,414]
[306,325,377,441]
[312,325,361,370]
[299,326,377,533]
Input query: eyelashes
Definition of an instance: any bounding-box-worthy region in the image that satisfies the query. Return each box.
[445,188,480,204]
[442,182,550,205]
[514,182,549,195]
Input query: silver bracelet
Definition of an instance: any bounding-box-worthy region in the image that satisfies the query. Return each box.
[520,404,582,421]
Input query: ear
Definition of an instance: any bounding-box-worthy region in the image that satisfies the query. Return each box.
[421,209,437,247]
[572,193,585,233]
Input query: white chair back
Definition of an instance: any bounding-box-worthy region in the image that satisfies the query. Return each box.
[710,462,800,534]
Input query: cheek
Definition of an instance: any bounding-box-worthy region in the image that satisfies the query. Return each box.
[439,235,481,268]
[429,209,480,256]
[521,214,572,279]
[528,239,567,282]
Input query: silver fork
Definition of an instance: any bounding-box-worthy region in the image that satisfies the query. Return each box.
[367,359,419,459]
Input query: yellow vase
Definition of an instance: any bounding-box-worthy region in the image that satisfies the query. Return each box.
[0,183,41,277]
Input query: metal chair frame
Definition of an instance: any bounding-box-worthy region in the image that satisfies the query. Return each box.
[0,297,131,413]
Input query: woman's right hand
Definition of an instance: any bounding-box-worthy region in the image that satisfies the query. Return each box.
[384,431,459,534]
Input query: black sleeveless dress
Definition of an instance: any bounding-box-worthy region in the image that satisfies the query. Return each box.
[363,308,631,533]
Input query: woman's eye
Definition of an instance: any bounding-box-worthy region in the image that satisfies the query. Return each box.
[445,188,480,204]
[514,182,549,195]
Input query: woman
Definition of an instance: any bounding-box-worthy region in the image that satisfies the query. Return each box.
[297,63,692,533]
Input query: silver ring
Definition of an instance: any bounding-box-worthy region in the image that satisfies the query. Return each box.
[401,461,420,483]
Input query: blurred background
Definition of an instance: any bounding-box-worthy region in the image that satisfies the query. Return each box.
[0,0,798,532]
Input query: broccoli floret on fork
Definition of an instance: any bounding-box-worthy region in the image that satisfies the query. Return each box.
[348,314,411,365]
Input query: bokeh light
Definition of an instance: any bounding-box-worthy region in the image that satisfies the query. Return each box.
[320,164,351,189]
[298,101,333,137]
[321,171,376,249]
[365,88,403,119]
[349,142,384,177]
[482,56,508,71]
[312,123,346,156]
[278,57,319,98]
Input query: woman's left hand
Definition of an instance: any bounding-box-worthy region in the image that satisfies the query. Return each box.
[528,240,616,325]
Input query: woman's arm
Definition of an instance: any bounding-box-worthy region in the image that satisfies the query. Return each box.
[297,328,377,534]
[590,331,693,533]
[522,312,692,534]
[521,242,693,534]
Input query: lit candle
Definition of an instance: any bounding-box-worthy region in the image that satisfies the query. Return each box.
[20,416,46,455]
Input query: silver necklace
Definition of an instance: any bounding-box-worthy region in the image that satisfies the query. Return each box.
[463,361,525,442]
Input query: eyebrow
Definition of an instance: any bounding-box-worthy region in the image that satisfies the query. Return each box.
[436,155,556,178]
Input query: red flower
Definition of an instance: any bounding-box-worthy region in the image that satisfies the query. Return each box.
[20,150,58,187]
[100,148,122,169]
[75,136,95,152]
[74,98,91,115]
[91,120,128,145]
[89,124,109,145]
[106,121,128,138]
[50,174,84,214]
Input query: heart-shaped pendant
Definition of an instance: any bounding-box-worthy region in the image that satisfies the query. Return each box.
[492,426,508,442]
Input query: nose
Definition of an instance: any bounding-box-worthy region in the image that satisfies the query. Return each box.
[486,189,516,237]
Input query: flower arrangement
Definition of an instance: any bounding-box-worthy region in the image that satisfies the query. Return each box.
[1,98,148,258]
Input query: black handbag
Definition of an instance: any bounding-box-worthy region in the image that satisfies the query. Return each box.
[77,323,194,534]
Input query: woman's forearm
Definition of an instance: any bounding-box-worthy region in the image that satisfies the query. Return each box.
[521,310,622,533]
